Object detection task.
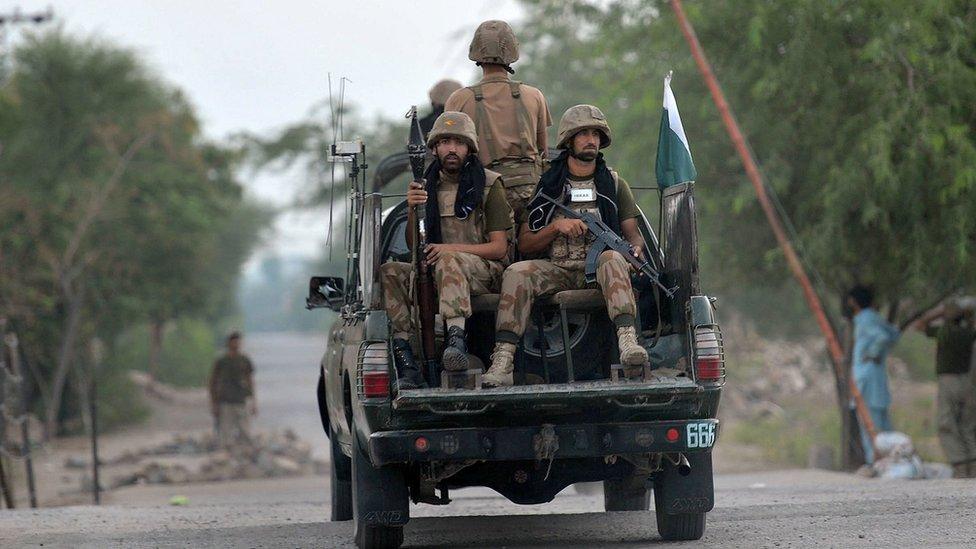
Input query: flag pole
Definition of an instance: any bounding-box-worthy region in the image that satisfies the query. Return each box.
[668,0,878,450]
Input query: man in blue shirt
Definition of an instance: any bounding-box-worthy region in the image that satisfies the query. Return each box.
[847,285,900,464]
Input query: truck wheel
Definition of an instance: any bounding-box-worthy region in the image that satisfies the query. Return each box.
[654,507,705,541]
[352,431,408,549]
[603,478,650,511]
[652,451,712,540]
[329,425,352,521]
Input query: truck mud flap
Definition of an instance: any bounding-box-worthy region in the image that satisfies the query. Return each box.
[653,451,714,514]
[353,433,409,526]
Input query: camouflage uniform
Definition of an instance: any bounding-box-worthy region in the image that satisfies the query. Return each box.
[445,20,552,228]
[380,169,510,336]
[495,175,637,343]
[381,252,504,335]
[495,251,636,340]
[485,104,645,387]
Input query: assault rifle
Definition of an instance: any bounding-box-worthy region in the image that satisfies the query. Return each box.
[536,192,677,298]
[405,106,439,386]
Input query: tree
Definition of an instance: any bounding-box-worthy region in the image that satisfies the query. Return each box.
[0,29,270,434]
[515,0,976,464]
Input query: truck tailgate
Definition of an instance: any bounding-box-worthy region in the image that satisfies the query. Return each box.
[393,377,702,414]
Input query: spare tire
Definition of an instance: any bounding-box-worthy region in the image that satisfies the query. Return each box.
[520,309,613,382]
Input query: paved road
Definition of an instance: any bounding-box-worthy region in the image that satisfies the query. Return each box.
[3,470,975,547]
[5,333,976,547]
[247,332,329,459]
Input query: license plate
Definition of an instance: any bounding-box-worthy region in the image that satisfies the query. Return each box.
[686,422,716,448]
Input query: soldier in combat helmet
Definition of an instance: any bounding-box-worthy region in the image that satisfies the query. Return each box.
[380,111,514,388]
[420,79,463,137]
[482,105,648,387]
[445,20,552,228]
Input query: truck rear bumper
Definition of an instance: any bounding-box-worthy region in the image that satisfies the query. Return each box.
[368,419,718,466]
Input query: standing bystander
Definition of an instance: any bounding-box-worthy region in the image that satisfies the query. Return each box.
[208,332,257,450]
[847,285,900,465]
[916,301,976,477]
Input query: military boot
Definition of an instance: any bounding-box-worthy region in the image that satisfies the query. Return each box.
[617,326,649,372]
[483,342,516,388]
[442,326,470,372]
[392,338,427,390]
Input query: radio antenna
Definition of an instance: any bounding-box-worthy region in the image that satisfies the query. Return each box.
[326,73,338,260]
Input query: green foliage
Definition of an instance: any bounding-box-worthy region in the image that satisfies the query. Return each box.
[0,28,271,432]
[93,364,151,432]
[516,0,976,330]
[731,403,841,467]
[110,319,219,387]
[891,330,937,382]
[730,393,940,467]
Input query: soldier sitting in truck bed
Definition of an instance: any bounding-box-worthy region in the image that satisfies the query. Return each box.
[380,111,514,389]
[483,105,648,387]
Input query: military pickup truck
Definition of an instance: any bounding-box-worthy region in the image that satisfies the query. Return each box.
[309,145,724,548]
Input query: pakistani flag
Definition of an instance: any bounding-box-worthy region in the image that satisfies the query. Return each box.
[655,71,697,188]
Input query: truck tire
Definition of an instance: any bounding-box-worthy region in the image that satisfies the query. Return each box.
[652,451,712,540]
[329,425,352,521]
[316,369,330,436]
[654,507,705,541]
[521,311,613,382]
[604,477,650,511]
[352,432,408,549]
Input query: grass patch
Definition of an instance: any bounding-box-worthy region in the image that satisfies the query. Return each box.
[731,393,939,467]
[731,402,841,467]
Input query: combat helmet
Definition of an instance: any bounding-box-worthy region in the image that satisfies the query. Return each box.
[468,20,519,67]
[426,111,479,154]
[556,104,612,149]
[428,79,462,106]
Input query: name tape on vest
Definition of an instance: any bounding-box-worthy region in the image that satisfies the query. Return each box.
[570,188,595,202]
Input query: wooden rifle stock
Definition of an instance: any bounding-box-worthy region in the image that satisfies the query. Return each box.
[406,107,439,386]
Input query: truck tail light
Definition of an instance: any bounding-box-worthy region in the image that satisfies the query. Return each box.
[693,326,725,384]
[362,369,390,398]
[358,342,391,398]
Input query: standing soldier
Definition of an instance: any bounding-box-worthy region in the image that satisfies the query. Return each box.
[445,20,551,226]
[420,79,463,137]
[916,301,976,477]
[381,111,513,388]
[483,105,647,387]
[208,332,257,450]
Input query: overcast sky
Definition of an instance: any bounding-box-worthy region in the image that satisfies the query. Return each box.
[12,0,524,260]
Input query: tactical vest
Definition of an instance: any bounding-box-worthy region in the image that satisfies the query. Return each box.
[468,81,543,189]
[436,170,503,246]
[547,173,618,269]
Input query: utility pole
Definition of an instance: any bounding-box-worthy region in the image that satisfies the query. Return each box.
[0,6,55,80]
[669,0,877,466]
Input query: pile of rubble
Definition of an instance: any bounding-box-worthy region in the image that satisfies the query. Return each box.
[66,429,327,490]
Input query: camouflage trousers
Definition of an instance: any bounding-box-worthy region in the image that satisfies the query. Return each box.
[495,250,637,343]
[380,251,504,336]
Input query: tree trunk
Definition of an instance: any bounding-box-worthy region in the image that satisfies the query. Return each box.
[148,320,164,381]
[44,294,83,437]
[839,320,865,470]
